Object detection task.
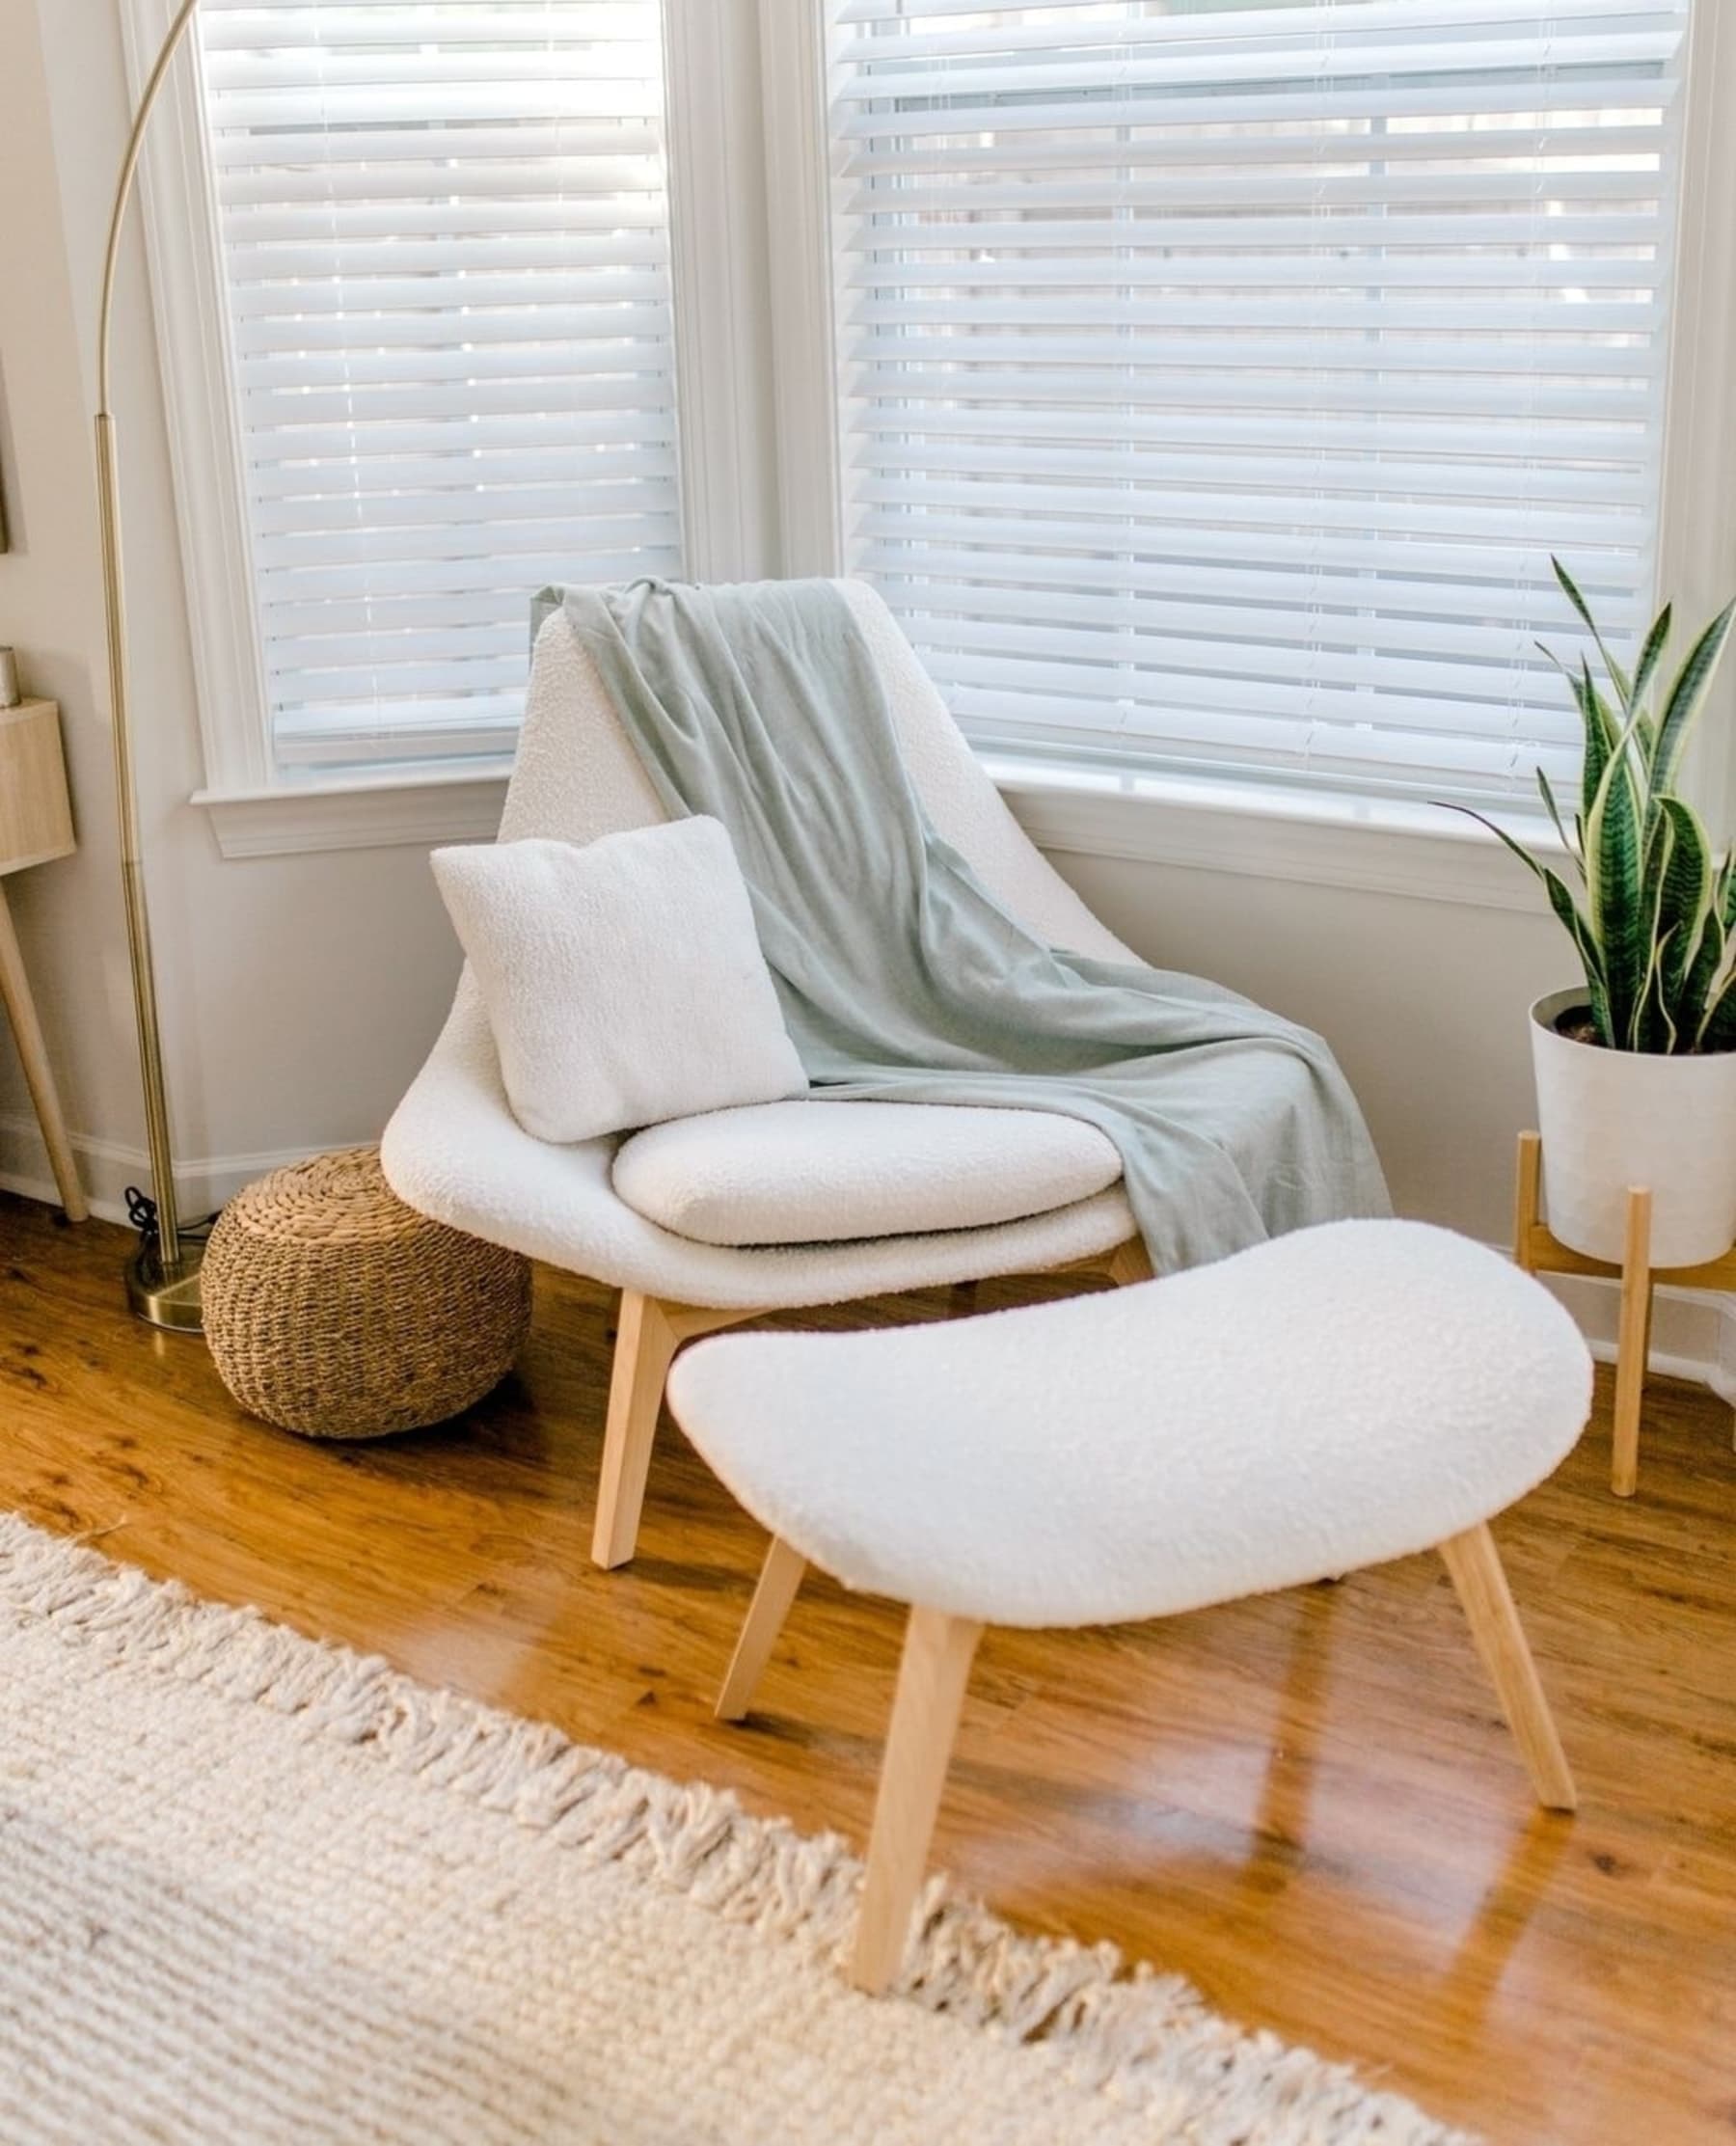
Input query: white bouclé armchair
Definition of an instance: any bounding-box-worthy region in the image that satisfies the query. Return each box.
[383,584,1213,1565]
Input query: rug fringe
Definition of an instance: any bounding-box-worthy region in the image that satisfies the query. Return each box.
[0,1517,1474,2145]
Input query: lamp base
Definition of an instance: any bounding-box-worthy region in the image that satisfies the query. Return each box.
[126,1234,205,1332]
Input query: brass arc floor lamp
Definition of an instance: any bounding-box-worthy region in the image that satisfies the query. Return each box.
[96,0,206,1331]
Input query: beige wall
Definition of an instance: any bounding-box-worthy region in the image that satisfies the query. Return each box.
[0,0,466,1214]
[0,0,1653,1293]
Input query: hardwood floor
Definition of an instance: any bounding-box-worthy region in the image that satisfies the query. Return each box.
[2,1191,1732,2142]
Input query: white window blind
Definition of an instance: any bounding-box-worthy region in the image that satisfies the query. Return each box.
[828,0,1692,803]
[194,0,680,771]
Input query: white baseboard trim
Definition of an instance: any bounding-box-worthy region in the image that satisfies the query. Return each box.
[3,1112,1734,1414]
[0,1111,333,1230]
[1539,1267,1736,1409]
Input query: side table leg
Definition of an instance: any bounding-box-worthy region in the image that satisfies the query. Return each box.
[1612,1186,1652,1499]
[0,879,87,1222]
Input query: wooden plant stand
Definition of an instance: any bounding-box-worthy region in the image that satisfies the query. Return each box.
[1513,1130,1736,1497]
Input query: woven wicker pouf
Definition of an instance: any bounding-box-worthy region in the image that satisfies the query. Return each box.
[203,1146,532,1439]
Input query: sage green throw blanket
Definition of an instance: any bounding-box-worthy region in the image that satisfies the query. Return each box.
[544,578,1389,1271]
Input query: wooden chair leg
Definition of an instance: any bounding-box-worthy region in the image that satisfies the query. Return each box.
[1438,1523,1576,1813]
[592,1292,685,1569]
[1612,1186,1653,1499]
[716,1535,808,1722]
[849,1606,982,1996]
[593,1294,756,1568]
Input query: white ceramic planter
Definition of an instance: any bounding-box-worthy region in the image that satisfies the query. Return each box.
[1530,986,1736,1265]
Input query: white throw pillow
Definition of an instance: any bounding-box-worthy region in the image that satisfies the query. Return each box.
[432,820,807,1145]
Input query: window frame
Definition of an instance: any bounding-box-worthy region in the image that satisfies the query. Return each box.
[1654,0,1736,837]
[121,0,274,801]
[121,0,779,851]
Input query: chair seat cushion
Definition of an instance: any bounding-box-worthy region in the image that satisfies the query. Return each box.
[611,1100,1124,1248]
[665,1221,1592,1629]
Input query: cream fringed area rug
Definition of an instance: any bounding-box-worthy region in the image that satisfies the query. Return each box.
[0,1516,1468,2146]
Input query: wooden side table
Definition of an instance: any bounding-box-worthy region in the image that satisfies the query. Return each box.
[0,699,87,1221]
[1512,1129,1735,1497]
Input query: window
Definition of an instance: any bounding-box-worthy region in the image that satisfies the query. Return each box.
[191,0,679,774]
[827,0,1694,803]
[134,0,1730,845]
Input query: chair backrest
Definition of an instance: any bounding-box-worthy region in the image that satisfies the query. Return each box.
[499,581,1130,962]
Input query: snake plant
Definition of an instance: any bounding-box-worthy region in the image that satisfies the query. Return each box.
[1454,558,1736,1054]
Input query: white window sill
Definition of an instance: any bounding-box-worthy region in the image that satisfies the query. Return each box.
[194,768,510,858]
[985,755,1566,914]
[195,756,1565,913]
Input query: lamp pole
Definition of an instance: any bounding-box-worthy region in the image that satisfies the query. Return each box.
[95,0,205,1330]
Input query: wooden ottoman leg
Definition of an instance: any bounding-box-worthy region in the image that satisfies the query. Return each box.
[1438,1523,1576,1812]
[1612,1186,1653,1500]
[717,1535,807,1722]
[851,1607,982,1997]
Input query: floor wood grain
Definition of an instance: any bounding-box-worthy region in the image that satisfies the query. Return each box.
[1,1194,1731,2142]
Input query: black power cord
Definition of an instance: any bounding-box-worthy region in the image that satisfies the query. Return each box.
[122,1185,218,1247]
